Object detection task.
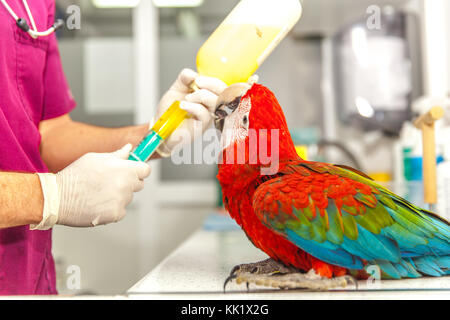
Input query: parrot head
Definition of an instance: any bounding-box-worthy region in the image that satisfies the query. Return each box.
[214,83,299,175]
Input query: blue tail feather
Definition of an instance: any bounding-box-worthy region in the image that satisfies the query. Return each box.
[412,255,450,276]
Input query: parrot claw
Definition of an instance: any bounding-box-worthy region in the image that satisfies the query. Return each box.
[224,258,286,292]
[342,275,359,290]
[223,274,238,293]
[224,259,358,292]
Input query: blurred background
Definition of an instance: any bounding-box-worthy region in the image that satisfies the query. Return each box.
[51,0,450,294]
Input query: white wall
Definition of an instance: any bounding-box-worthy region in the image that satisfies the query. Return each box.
[84,38,135,114]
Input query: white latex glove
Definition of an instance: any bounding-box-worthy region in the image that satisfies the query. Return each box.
[31,144,151,230]
[154,68,227,157]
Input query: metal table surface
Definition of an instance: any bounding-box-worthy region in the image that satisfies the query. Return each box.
[128,218,450,299]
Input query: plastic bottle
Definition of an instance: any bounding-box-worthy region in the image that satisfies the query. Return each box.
[197,0,302,85]
[437,143,450,220]
[129,0,302,162]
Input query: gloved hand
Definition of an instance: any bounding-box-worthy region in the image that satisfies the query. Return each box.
[31,144,151,230]
[154,69,227,157]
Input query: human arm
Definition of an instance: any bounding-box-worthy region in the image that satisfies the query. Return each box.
[0,145,150,230]
[39,115,150,173]
[0,172,44,229]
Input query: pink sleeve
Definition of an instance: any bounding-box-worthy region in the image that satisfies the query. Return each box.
[41,1,76,120]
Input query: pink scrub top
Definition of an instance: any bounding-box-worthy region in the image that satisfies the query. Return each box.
[0,0,76,294]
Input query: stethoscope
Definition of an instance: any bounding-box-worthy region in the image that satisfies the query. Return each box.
[1,0,64,39]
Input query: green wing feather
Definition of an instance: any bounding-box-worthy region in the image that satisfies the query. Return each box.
[252,160,450,278]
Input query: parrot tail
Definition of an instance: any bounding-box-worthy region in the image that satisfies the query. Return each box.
[377,199,450,279]
[411,255,450,276]
[411,207,450,276]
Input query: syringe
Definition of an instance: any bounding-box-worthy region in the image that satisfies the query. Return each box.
[128,101,188,162]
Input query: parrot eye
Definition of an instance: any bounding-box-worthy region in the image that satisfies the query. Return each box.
[242,115,248,126]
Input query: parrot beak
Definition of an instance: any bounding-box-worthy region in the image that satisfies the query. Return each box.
[214,83,252,132]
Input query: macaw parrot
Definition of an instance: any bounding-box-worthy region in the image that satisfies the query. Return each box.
[214,82,450,290]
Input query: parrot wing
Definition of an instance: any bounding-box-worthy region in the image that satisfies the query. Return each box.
[252,160,450,278]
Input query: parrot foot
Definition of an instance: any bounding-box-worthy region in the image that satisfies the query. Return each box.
[224,259,357,292]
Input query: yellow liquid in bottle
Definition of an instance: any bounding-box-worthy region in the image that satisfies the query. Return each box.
[196,24,283,85]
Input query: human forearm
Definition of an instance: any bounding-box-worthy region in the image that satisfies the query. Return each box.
[0,172,43,229]
[0,147,151,230]
[40,115,151,172]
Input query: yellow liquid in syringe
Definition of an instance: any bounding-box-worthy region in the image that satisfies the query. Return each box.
[197,24,283,85]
